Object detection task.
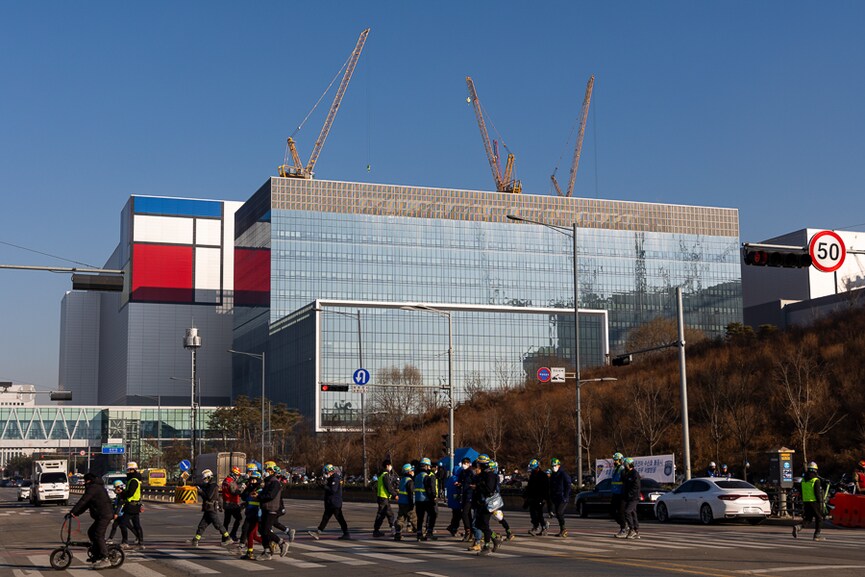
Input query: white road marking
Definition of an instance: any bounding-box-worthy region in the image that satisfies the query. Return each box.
[737,565,865,574]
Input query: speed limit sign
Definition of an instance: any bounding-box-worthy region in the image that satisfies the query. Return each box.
[809,230,846,273]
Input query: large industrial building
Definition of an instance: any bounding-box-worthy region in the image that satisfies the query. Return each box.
[59,196,244,406]
[54,178,741,432]
[230,178,742,431]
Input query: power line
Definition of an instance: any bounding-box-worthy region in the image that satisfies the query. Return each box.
[0,240,97,268]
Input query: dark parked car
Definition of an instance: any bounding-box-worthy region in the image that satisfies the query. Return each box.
[574,477,669,518]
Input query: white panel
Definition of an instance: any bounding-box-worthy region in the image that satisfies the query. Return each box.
[222,201,243,292]
[195,247,222,303]
[195,218,222,247]
[133,215,193,244]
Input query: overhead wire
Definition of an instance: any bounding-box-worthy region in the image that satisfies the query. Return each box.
[0,240,97,268]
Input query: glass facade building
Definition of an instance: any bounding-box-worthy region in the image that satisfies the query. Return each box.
[233,178,741,431]
[0,405,219,471]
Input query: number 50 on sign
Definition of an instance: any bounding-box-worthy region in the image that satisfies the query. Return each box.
[809,230,846,273]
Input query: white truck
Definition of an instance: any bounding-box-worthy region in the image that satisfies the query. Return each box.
[30,459,70,506]
[194,452,246,484]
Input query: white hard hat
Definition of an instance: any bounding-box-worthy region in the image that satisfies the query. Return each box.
[709,461,716,468]
[202,469,214,478]
[126,461,138,470]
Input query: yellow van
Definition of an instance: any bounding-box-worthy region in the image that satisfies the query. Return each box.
[142,468,167,487]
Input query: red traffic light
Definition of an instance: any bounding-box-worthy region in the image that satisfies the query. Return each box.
[743,247,811,268]
[320,384,349,392]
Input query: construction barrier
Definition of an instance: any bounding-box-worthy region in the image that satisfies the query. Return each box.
[175,485,198,504]
[830,493,865,527]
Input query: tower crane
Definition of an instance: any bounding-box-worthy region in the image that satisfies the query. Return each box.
[278,28,370,179]
[465,76,521,194]
[551,74,594,197]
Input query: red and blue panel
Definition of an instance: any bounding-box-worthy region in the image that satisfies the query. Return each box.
[131,244,194,303]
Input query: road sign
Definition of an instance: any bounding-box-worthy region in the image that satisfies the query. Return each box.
[551,367,566,383]
[79,450,86,456]
[353,368,370,385]
[101,444,125,455]
[350,384,366,394]
[179,459,192,472]
[809,230,846,273]
[537,367,551,383]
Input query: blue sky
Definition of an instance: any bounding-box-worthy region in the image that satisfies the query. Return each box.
[2,2,864,389]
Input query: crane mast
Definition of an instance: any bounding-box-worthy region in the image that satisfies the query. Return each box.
[278,28,370,179]
[552,74,594,197]
[466,76,521,193]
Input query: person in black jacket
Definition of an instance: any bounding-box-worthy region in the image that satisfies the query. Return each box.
[472,455,502,556]
[67,472,114,569]
[549,458,571,538]
[308,464,350,540]
[258,461,289,559]
[523,459,550,536]
[121,462,145,548]
[192,469,233,547]
[622,458,641,539]
[455,457,474,540]
[373,459,398,537]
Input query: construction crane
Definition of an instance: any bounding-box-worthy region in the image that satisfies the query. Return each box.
[278,28,370,179]
[551,74,594,197]
[465,76,521,194]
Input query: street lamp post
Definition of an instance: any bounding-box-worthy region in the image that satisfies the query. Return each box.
[401,305,454,472]
[183,327,201,469]
[507,215,585,487]
[228,349,266,466]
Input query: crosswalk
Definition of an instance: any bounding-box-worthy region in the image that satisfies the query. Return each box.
[11,526,865,576]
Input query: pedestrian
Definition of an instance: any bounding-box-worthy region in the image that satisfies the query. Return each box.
[472,455,502,555]
[121,461,145,548]
[271,468,296,545]
[106,480,127,545]
[65,472,114,570]
[720,464,731,479]
[191,469,233,547]
[523,459,550,536]
[308,464,350,540]
[853,460,865,493]
[445,464,463,537]
[706,461,718,477]
[490,461,514,541]
[610,452,627,538]
[793,462,826,541]
[239,470,263,560]
[221,466,244,542]
[622,457,641,539]
[414,457,438,541]
[456,457,474,540]
[373,459,398,537]
[258,461,290,559]
[394,463,417,541]
[549,458,571,538]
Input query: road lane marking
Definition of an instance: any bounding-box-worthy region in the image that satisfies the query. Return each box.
[736,565,865,574]
[417,572,450,577]
[119,563,169,577]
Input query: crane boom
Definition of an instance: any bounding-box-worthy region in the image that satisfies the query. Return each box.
[565,74,594,197]
[466,76,503,190]
[305,28,370,176]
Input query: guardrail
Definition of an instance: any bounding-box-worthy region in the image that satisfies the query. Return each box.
[69,484,198,504]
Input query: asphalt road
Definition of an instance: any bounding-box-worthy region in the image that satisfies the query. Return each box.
[2,487,865,577]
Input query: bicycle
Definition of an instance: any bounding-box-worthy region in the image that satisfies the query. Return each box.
[49,516,125,570]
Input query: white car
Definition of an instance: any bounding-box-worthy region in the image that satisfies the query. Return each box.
[654,477,770,525]
[17,480,32,501]
[102,473,128,498]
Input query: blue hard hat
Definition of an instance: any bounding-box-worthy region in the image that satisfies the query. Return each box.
[528,459,540,470]
[402,463,414,473]
[420,457,432,467]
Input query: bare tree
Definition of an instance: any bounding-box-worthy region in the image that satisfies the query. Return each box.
[631,379,676,455]
[721,361,764,468]
[483,408,506,460]
[493,357,522,391]
[372,365,428,429]
[696,371,724,464]
[526,401,553,457]
[463,370,486,402]
[774,340,845,463]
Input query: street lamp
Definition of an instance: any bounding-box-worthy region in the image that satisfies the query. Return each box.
[507,214,585,487]
[401,304,454,473]
[228,349,266,467]
[315,307,368,484]
[183,327,201,469]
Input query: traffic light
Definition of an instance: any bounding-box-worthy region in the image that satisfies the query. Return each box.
[72,273,124,292]
[742,247,811,268]
[320,384,349,392]
[611,354,632,367]
[441,434,449,455]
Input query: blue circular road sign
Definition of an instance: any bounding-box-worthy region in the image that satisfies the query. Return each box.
[179,459,191,472]
[537,367,552,383]
[353,368,370,385]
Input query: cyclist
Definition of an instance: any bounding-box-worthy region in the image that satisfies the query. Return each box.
[66,472,114,570]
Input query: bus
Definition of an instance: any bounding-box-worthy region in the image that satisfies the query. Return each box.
[142,468,167,487]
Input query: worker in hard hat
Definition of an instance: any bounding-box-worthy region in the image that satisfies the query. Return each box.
[793,462,826,542]
[121,462,145,548]
[191,469,233,547]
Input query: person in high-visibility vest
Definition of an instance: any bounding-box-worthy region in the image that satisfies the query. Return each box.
[394,463,416,541]
[793,461,826,541]
[414,457,438,541]
[121,462,145,548]
[373,459,398,537]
